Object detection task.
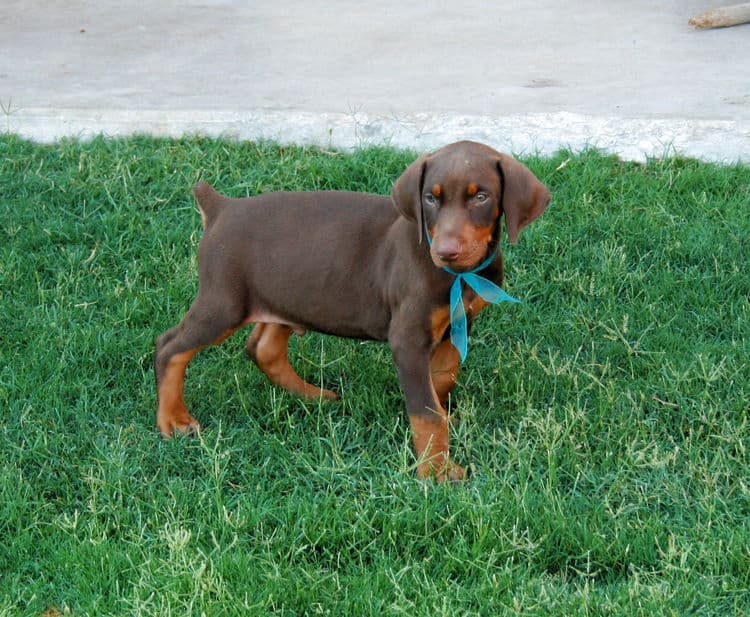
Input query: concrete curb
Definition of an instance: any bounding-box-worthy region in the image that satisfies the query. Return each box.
[6,107,750,163]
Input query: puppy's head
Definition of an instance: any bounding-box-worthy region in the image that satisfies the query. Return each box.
[392,141,551,271]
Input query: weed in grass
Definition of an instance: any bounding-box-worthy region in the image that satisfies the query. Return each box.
[1,135,749,615]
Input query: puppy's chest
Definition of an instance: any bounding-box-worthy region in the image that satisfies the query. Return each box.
[429,289,490,342]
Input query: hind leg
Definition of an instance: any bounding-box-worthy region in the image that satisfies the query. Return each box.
[245,323,339,400]
[155,294,246,437]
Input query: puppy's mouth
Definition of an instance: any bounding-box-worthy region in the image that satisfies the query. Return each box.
[430,242,493,272]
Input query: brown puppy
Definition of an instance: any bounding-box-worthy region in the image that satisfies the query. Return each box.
[154,141,550,481]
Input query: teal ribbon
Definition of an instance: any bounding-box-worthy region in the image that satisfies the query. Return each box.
[425,231,521,362]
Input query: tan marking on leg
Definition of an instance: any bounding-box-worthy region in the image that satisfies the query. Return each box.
[430,306,451,342]
[250,323,338,400]
[157,348,201,437]
[409,411,466,482]
[156,326,241,438]
[245,322,266,359]
[430,340,460,406]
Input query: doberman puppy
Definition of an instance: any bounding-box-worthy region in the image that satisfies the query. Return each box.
[154,141,550,481]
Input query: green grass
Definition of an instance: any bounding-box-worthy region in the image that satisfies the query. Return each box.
[1,134,748,616]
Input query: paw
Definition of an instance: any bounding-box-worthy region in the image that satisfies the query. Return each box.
[321,388,340,401]
[417,458,467,483]
[157,410,201,439]
[437,460,467,483]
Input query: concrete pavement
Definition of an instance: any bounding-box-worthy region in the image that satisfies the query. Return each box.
[2,1,749,161]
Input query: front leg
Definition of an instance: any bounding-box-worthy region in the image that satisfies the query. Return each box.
[430,339,461,408]
[389,322,466,482]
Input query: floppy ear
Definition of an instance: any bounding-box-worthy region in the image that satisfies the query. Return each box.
[391,152,429,243]
[497,155,551,245]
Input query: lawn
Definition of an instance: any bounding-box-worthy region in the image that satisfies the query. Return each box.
[0,134,748,616]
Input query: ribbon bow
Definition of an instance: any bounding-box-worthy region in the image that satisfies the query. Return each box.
[426,232,521,362]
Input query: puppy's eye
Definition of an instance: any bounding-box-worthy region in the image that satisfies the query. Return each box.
[424,193,438,206]
[474,192,489,204]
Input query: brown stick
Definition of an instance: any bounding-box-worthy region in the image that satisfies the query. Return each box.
[689,3,750,29]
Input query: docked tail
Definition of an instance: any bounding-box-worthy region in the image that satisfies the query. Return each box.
[193,181,224,230]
